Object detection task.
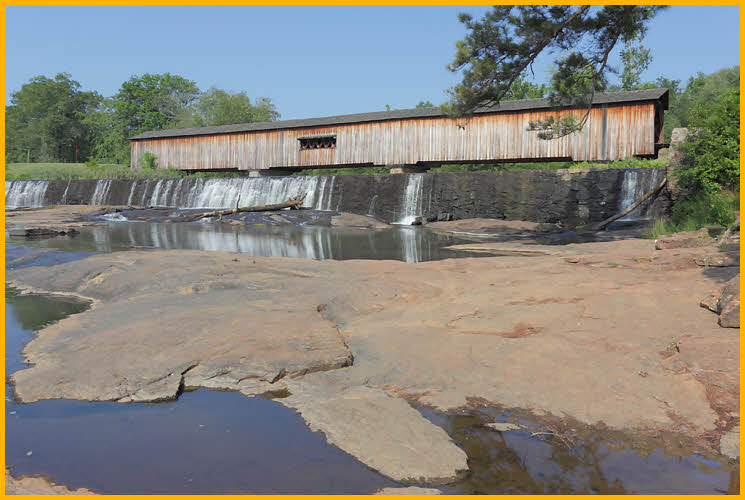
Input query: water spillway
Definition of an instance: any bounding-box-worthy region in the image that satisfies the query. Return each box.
[617,167,665,221]
[394,174,426,225]
[5,180,49,209]
[5,167,670,225]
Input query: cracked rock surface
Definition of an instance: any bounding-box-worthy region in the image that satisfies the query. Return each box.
[7,236,739,482]
[281,384,468,484]
[8,251,352,404]
[5,470,93,495]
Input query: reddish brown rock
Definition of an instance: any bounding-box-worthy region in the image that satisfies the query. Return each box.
[694,252,739,267]
[5,470,93,495]
[718,276,740,328]
[655,228,715,250]
[701,275,740,328]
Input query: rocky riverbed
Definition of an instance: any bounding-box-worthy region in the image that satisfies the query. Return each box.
[4,206,740,493]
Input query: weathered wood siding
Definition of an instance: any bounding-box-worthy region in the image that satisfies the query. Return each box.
[131,102,657,171]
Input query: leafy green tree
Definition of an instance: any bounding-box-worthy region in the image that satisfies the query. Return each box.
[5,73,101,162]
[618,33,652,90]
[661,66,739,142]
[445,5,666,137]
[416,100,435,108]
[111,73,200,136]
[175,87,279,128]
[675,87,739,193]
[84,98,130,163]
[504,73,547,100]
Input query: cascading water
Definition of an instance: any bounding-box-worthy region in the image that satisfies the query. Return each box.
[125,176,340,210]
[186,176,337,210]
[394,174,425,225]
[367,194,379,216]
[5,180,49,209]
[617,168,661,221]
[60,180,72,205]
[90,179,113,206]
[5,176,340,211]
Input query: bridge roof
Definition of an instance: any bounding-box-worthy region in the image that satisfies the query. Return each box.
[130,88,668,141]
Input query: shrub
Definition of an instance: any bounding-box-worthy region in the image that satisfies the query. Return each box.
[85,157,100,169]
[672,191,736,229]
[645,190,736,239]
[140,152,157,170]
[674,87,740,193]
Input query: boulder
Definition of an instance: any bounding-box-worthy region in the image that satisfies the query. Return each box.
[655,228,715,250]
[700,275,740,328]
[330,213,390,229]
[718,277,740,328]
[694,252,738,267]
[720,426,740,459]
[7,226,79,238]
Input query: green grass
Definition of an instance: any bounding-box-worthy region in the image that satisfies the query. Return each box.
[645,189,739,240]
[9,157,667,180]
[293,166,391,176]
[645,216,728,240]
[295,157,665,176]
[5,163,251,181]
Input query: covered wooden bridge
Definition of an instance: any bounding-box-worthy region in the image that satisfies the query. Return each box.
[130,88,669,175]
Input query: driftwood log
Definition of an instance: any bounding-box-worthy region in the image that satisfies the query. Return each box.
[591,177,668,231]
[718,216,740,246]
[184,193,306,221]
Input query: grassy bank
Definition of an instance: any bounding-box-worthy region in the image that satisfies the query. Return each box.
[8,158,666,181]
[296,157,665,176]
[645,190,739,239]
[5,163,248,181]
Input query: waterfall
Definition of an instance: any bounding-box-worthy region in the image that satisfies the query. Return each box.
[4,176,336,212]
[126,182,137,205]
[394,174,425,225]
[367,194,379,216]
[181,176,336,210]
[5,180,49,209]
[618,168,661,221]
[90,180,113,205]
[149,179,165,206]
[61,181,71,204]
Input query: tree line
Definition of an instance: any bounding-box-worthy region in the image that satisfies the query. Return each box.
[5,73,279,165]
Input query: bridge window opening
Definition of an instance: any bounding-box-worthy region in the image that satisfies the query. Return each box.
[299,135,336,150]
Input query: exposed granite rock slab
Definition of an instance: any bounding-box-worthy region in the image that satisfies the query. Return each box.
[694,252,739,267]
[655,228,716,250]
[7,251,352,403]
[701,275,740,328]
[375,486,442,494]
[720,426,740,459]
[281,385,468,484]
[331,213,391,229]
[7,226,79,238]
[6,238,736,464]
[5,471,93,495]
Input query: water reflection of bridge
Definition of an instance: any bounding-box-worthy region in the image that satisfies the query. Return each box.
[85,222,470,263]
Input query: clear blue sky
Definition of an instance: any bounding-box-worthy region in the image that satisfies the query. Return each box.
[5,5,740,120]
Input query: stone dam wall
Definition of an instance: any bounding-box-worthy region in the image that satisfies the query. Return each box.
[5,167,671,226]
